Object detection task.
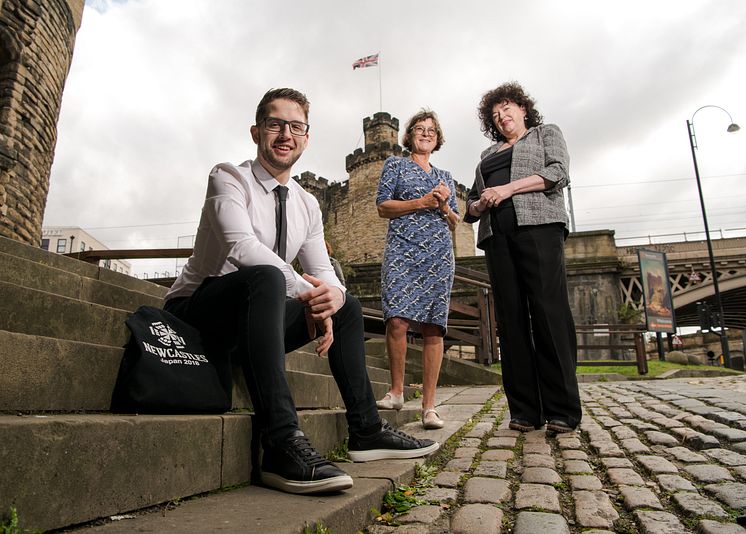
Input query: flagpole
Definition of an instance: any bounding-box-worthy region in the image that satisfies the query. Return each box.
[377,51,382,112]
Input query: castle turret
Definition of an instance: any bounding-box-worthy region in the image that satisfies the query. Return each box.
[329,113,404,263]
[363,112,399,146]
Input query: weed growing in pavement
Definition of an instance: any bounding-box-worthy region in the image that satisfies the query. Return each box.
[0,508,42,534]
[370,484,427,524]
[414,462,439,487]
[326,439,352,463]
[303,521,331,534]
[613,517,638,534]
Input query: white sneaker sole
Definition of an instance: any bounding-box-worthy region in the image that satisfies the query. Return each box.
[348,441,440,462]
[261,472,353,494]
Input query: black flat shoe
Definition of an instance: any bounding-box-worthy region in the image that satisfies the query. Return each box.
[546,420,575,434]
[509,419,539,432]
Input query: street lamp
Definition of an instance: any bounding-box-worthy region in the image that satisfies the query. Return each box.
[686,105,740,367]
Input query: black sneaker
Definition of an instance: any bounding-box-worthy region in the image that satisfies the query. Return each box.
[261,430,353,494]
[347,420,440,462]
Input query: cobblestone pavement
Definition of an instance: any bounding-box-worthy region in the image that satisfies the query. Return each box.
[367,376,746,534]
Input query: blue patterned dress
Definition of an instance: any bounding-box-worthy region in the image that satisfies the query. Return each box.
[376,156,458,332]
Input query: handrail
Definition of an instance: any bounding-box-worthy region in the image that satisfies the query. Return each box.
[64,248,193,262]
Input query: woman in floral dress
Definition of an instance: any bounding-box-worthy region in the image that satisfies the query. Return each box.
[375,109,459,429]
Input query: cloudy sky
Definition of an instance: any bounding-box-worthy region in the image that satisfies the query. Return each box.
[43,0,746,277]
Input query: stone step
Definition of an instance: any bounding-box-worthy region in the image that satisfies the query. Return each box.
[0,280,130,347]
[0,251,164,310]
[0,330,123,412]
[0,406,418,532]
[60,386,498,534]
[0,235,168,299]
[0,330,402,412]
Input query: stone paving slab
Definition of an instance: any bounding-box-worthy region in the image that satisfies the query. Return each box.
[513,511,569,534]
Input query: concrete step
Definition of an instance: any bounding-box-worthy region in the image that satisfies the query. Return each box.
[0,280,130,347]
[60,386,499,534]
[0,330,122,412]
[0,330,402,412]
[0,405,422,532]
[0,235,168,299]
[0,251,164,310]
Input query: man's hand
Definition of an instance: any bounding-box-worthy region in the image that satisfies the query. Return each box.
[305,308,333,357]
[299,273,344,321]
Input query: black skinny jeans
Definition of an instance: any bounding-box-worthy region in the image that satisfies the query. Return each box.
[164,265,380,447]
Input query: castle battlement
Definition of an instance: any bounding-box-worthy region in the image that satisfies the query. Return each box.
[345,142,404,173]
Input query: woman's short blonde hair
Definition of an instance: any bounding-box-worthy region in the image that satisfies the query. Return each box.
[402,109,445,152]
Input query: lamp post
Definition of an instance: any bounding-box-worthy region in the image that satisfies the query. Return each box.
[686,105,740,368]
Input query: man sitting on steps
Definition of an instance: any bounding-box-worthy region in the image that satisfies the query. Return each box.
[164,87,438,495]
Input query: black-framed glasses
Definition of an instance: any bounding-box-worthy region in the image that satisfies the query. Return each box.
[261,117,309,136]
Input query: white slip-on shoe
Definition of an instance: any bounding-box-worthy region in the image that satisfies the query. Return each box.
[422,408,444,430]
[375,391,404,410]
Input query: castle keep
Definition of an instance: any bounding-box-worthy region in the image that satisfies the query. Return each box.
[294,112,475,263]
[0,0,84,245]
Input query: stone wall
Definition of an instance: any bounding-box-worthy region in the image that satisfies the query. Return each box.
[0,0,83,245]
[565,230,623,325]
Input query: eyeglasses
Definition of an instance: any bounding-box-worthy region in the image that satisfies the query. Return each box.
[412,126,437,137]
[261,117,309,136]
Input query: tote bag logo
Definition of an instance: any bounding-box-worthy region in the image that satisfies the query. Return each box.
[149,321,186,349]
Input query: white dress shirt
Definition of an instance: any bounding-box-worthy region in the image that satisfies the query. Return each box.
[166,159,345,300]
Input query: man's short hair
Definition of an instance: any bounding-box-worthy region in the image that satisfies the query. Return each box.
[255,88,310,124]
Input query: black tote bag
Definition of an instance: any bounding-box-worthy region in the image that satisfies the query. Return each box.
[111,306,231,414]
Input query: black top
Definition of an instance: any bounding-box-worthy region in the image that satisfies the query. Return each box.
[481,147,513,209]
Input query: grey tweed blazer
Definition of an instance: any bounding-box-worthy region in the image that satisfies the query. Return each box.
[465,123,570,248]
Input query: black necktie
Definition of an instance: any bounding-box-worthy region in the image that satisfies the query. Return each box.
[274,185,288,261]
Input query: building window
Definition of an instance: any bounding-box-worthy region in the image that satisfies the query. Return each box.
[80,241,86,251]
[56,238,67,253]
[103,259,111,269]
[40,238,49,250]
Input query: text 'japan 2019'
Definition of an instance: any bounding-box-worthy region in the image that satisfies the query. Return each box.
[141,341,209,365]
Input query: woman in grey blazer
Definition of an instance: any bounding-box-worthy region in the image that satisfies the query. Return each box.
[464,81,581,434]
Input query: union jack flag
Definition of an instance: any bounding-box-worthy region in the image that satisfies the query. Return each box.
[352,53,379,70]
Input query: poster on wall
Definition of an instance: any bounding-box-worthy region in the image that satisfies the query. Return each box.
[637,249,676,332]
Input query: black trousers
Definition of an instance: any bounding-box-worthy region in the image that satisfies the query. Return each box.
[484,207,581,427]
[164,265,380,447]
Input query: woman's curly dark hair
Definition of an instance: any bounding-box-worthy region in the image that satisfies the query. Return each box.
[478,82,543,143]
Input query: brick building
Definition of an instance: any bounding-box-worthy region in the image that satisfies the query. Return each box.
[294,112,475,263]
[0,0,84,245]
